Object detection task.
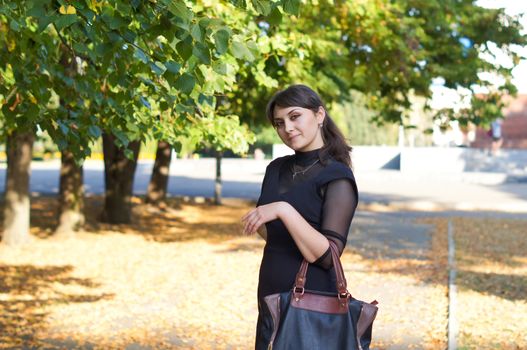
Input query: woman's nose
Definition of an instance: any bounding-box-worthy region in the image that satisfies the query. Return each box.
[284,118,295,132]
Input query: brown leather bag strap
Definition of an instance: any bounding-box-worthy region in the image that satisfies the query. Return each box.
[328,241,348,294]
[294,241,348,295]
[295,259,309,289]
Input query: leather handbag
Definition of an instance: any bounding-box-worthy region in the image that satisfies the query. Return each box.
[259,241,378,350]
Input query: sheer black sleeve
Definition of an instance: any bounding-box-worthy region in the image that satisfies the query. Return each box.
[312,164,358,270]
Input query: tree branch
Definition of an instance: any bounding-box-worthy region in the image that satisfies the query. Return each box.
[5,86,18,104]
[53,23,77,58]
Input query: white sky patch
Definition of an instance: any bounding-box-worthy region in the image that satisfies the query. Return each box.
[430,84,472,111]
[479,41,516,69]
[474,0,526,92]
[431,0,527,110]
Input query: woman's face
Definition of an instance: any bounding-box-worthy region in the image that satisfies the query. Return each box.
[273,106,325,152]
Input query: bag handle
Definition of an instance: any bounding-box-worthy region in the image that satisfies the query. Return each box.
[294,241,349,297]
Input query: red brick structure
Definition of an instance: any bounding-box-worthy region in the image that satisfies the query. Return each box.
[471,94,527,149]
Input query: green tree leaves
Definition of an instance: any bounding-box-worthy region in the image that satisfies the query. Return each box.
[163,0,193,24]
[251,0,272,16]
[1,0,294,159]
[282,0,300,16]
[175,73,195,95]
[1,0,524,161]
[214,29,231,55]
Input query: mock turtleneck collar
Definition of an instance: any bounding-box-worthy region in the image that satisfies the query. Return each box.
[294,148,322,166]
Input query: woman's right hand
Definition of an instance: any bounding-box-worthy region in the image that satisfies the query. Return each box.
[241,202,286,235]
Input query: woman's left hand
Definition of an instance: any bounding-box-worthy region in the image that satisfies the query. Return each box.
[241,202,288,235]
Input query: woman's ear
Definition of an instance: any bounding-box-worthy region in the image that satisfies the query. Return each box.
[316,106,326,124]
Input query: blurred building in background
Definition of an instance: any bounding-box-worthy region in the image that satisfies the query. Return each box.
[471,94,527,149]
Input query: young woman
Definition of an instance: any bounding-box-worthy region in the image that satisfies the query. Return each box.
[241,84,359,349]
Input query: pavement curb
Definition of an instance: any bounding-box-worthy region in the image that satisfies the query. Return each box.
[448,220,458,350]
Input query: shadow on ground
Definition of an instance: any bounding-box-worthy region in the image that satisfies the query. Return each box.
[0,264,113,348]
[4,195,248,244]
[457,270,527,301]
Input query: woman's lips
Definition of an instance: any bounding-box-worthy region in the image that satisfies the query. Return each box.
[288,135,299,141]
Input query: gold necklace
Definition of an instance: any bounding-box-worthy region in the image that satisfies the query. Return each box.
[292,159,320,180]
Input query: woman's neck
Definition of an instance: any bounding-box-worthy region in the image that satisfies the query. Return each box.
[294,147,321,166]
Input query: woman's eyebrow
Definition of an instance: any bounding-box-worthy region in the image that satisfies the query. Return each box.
[274,109,300,120]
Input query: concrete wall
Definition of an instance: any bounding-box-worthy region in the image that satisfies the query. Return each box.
[351,146,400,171]
[273,144,527,175]
[400,147,527,174]
[400,147,466,173]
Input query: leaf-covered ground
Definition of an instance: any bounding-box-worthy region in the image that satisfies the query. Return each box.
[452,217,527,350]
[0,197,525,349]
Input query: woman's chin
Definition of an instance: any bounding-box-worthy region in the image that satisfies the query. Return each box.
[286,139,303,149]
[287,142,302,150]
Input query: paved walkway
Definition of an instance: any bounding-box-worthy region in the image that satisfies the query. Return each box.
[1,158,526,214]
[351,211,436,348]
[354,170,527,213]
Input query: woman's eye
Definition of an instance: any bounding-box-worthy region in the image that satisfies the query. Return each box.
[290,115,299,120]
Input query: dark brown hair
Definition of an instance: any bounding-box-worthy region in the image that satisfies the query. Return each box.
[265,84,352,167]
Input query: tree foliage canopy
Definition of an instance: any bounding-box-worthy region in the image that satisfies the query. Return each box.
[1,0,525,157]
[0,0,298,158]
[223,0,526,130]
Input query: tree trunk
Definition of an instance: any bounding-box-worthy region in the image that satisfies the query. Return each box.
[100,133,141,224]
[146,141,172,206]
[55,150,85,236]
[214,151,223,205]
[2,130,34,245]
[54,42,84,236]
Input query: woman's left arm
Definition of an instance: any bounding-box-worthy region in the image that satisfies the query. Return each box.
[276,202,330,263]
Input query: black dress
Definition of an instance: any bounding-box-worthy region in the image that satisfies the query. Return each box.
[254,147,359,348]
